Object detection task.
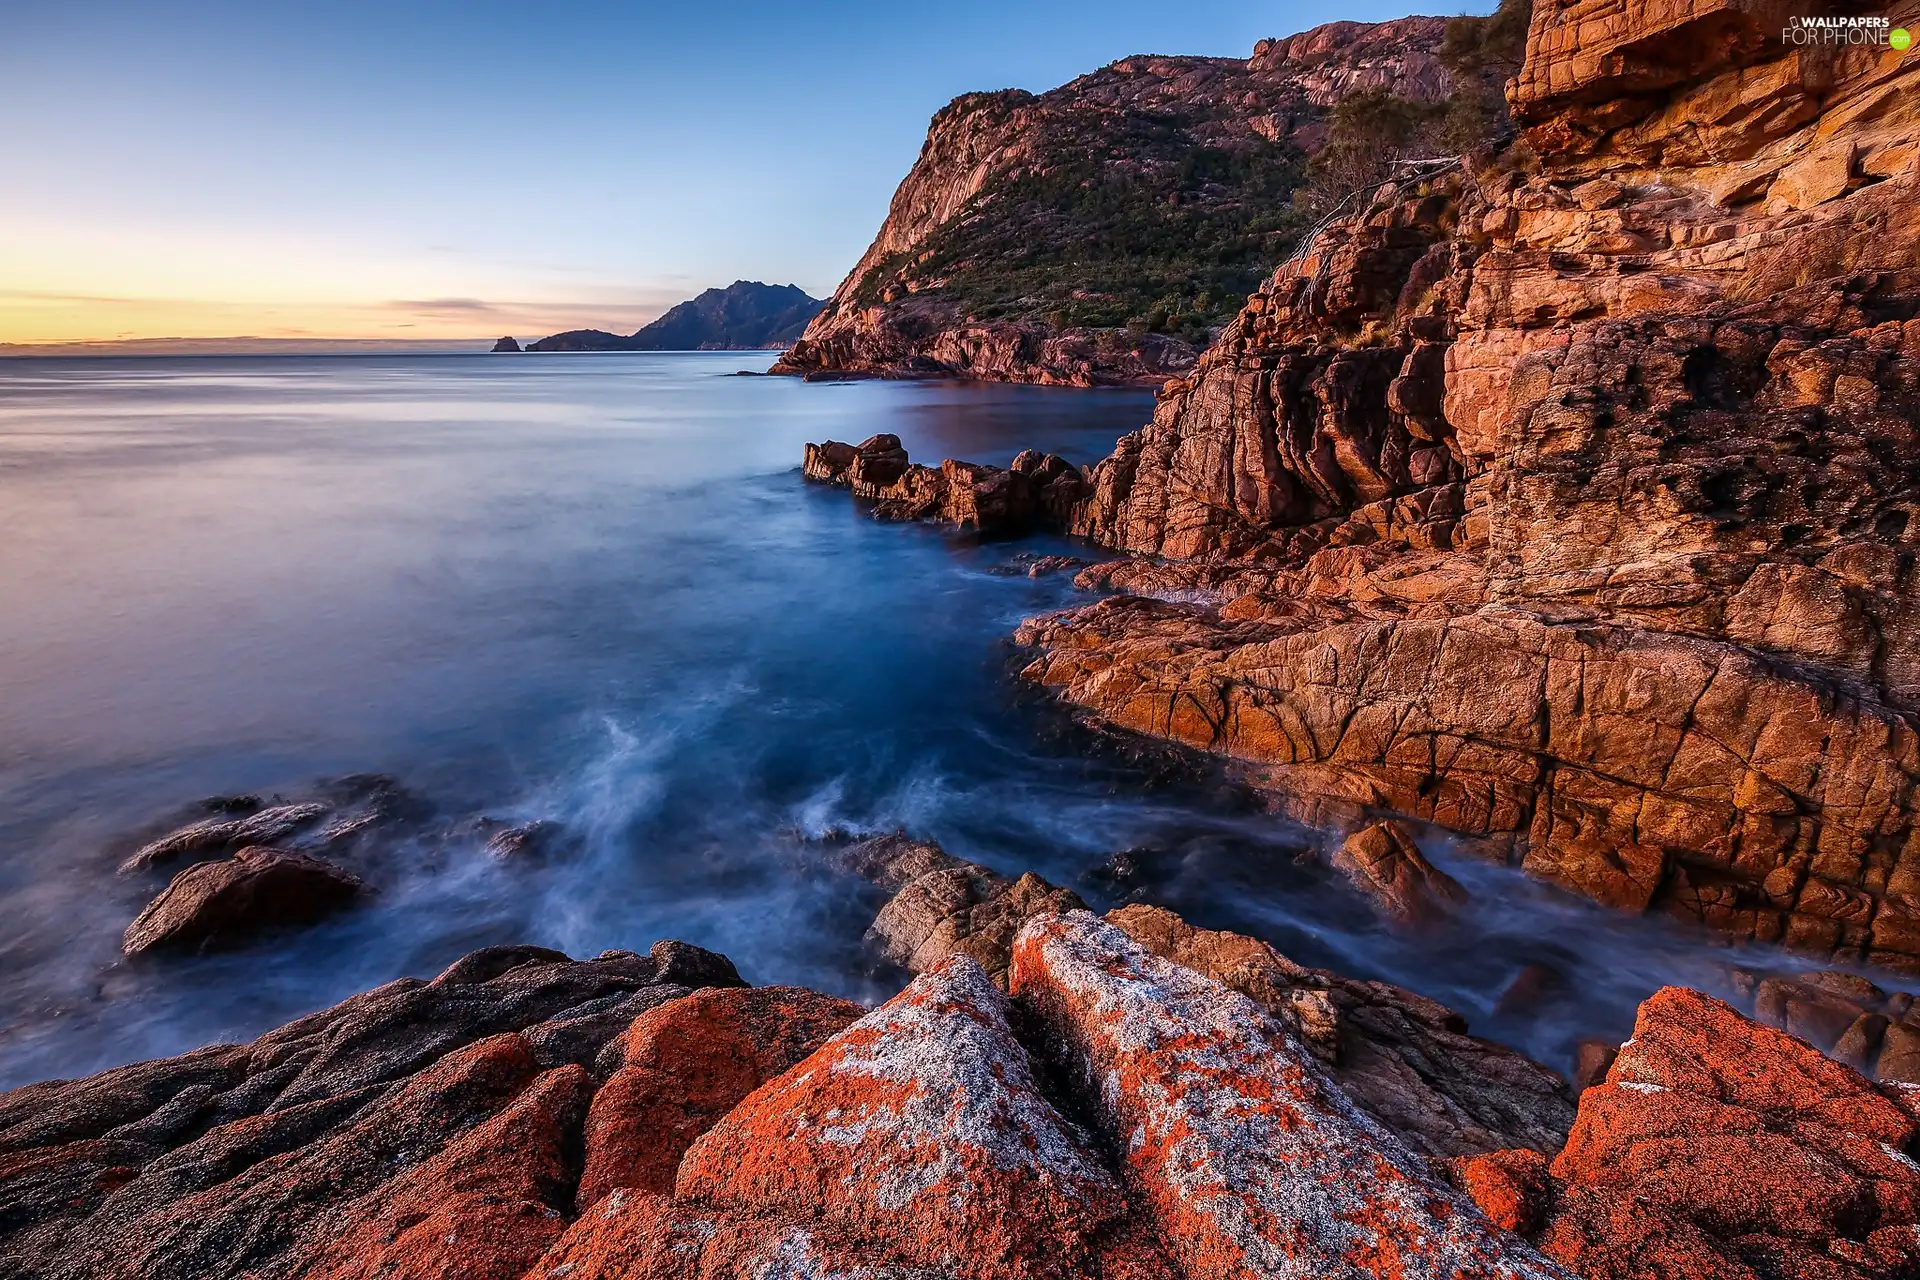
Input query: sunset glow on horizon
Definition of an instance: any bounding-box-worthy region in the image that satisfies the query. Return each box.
[5,0,1434,349]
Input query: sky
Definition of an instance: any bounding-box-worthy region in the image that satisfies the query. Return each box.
[0,0,1473,347]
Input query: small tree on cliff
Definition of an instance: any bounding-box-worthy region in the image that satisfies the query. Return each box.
[1299,90,1447,215]
[1437,0,1531,151]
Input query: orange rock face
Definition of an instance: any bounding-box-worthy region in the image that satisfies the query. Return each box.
[1445,983,1920,1280]
[538,953,1171,1279]
[13,916,1920,1278]
[1009,912,1569,1280]
[575,984,863,1207]
[300,1058,592,1280]
[1104,902,1578,1160]
[1018,0,1920,972]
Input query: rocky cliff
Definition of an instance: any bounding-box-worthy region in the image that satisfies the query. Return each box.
[1011,0,1920,971]
[10,887,1920,1280]
[528,281,823,352]
[770,18,1454,386]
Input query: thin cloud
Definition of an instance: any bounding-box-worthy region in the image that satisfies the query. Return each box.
[386,297,498,314]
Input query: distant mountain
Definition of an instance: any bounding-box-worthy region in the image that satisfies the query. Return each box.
[527,281,823,352]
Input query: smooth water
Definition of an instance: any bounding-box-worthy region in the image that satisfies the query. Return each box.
[0,352,1823,1089]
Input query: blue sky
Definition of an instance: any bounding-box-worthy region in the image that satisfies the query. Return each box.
[0,0,1477,343]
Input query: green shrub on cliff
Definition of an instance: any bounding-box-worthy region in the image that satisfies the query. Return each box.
[1298,0,1531,214]
[853,107,1309,342]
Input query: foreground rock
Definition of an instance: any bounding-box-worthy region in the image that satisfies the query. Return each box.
[538,919,1557,1279]
[1456,985,1920,1280]
[1008,1,1920,974]
[1012,913,1566,1279]
[803,432,1088,535]
[10,912,1920,1277]
[121,847,364,955]
[575,984,863,1208]
[0,940,742,1280]
[839,830,1575,1157]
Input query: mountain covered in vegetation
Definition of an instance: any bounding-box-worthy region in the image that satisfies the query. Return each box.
[771,16,1520,385]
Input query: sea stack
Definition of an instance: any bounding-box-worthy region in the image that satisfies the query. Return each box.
[491,336,521,352]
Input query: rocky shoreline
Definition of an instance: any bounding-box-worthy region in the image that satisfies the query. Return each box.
[804,0,1920,982]
[6,0,1920,1275]
[8,828,1920,1278]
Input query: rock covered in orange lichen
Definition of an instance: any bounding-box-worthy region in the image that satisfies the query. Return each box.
[674,954,1156,1278]
[1448,1148,1553,1236]
[1009,910,1571,1280]
[300,1058,592,1280]
[1532,985,1920,1280]
[575,984,862,1208]
[538,953,1174,1279]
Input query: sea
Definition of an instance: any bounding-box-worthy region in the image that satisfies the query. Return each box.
[0,351,1827,1088]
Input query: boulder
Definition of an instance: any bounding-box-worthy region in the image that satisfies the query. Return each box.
[1445,984,1920,1280]
[121,847,364,955]
[1009,911,1567,1279]
[1331,819,1468,926]
[1105,902,1578,1158]
[576,985,863,1208]
[671,956,1151,1278]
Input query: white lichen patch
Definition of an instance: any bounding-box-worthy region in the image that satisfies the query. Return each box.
[1011,910,1576,1280]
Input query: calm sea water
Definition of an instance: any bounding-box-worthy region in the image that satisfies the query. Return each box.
[0,352,1829,1087]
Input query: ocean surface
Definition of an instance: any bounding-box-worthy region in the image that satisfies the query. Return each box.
[0,352,1839,1088]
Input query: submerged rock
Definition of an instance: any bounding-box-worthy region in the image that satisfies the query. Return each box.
[119,802,332,874]
[484,819,563,859]
[1332,818,1468,927]
[121,846,365,955]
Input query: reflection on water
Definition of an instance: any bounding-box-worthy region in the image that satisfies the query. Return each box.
[0,352,1861,1088]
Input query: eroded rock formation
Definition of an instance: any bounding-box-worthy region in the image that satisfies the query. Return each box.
[838,831,1576,1158]
[9,910,1919,1278]
[803,432,1088,535]
[1015,0,1920,971]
